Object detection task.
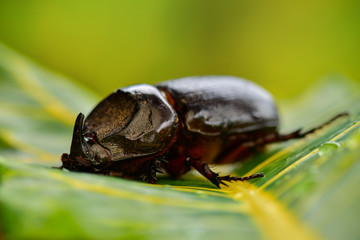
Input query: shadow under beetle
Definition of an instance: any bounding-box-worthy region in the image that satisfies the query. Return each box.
[60,76,347,187]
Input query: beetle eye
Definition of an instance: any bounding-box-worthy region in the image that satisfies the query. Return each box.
[85,138,95,145]
[84,133,97,145]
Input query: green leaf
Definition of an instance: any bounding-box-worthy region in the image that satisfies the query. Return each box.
[0,42,359,240]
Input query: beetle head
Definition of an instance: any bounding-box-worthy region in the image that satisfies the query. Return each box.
[61,85,178,173]
[81,85,178,161]
[61,113,111,173]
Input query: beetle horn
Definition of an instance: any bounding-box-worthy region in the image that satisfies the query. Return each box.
[69,113,87,158]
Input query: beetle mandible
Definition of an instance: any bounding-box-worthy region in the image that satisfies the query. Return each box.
[60,76,347,187]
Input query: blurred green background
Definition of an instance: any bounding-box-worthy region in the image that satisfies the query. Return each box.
[1,2,360,239]
[0,0,359,98]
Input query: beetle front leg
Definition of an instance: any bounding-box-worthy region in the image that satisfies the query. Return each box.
[143,158,165,184]
[185,157,264,188]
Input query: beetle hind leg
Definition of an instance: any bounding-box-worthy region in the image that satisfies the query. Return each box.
[216,173,264,186]
[186,157,264,188]
[274,112,349,142]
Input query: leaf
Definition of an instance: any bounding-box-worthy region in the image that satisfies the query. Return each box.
[0,42,360,240]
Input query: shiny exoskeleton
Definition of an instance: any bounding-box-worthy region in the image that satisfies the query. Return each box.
[60,76,347,187]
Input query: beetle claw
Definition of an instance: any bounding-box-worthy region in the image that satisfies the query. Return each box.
[218,180,228,187]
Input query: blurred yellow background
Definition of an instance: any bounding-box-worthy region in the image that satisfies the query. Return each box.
[0,0,359,98]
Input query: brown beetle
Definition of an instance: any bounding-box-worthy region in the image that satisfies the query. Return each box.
[60,76,347,187]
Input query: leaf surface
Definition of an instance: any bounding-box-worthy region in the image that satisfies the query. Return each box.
[0,43,359,240]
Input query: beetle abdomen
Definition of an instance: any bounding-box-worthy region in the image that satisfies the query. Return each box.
[157,76,279,136]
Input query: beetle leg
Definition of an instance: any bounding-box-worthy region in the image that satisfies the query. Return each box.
[143,167,157,184]
[238,112,350,148]
[157,155,169,164]
[185,157,264,188]
[185,157,221,187]
[276,112,349,141]
[144,158,165,184]
[216,173,264,185]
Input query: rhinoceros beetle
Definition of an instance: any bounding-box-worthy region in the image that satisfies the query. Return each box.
[60,76,347,187]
